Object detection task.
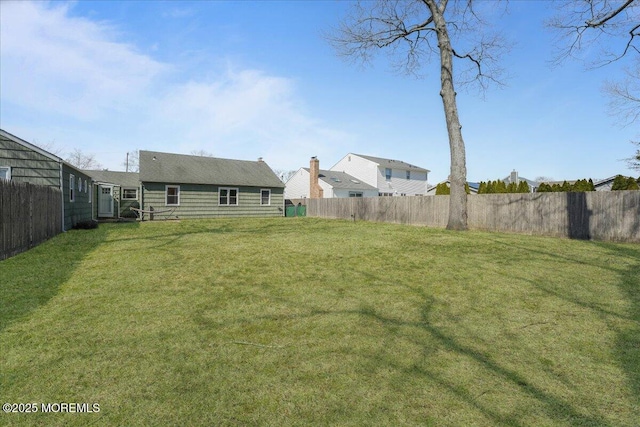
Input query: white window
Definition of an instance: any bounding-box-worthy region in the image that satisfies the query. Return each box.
[122,188,138,200]
[406,170,411,180]
[349,191,363,197]
[165,185,180,206]
[385,168,392,181]
[69,174,75,202]
[219,188,238,206]
[85,180,88,193]
[0,166,10,180]
[78,178,82,192]
[260,189,271,205]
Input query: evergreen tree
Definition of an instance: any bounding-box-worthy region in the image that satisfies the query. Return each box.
[465,183,471,195]
[436,182,451,195]
[588,179,595,191]
[478,181,487,194]
[486,180,495,194]
[612,175,628,190]
[507,182,518,193]
[572,179,586,192]
[626,177,639,190]
[517,180,530,193]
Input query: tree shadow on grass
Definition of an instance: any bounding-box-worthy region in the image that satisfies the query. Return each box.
[0,223,132,332]
[592,242,640,413]
[201,276,616,426]
[358,279,615,426]
[483,236,640,415]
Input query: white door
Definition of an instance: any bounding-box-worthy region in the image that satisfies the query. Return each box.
[98,185,114,217]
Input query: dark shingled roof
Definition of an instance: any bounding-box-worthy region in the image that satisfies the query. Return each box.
[352,154,430,173]
[139,150,284,188]
[84,170,140,187]
[304,168,377,191]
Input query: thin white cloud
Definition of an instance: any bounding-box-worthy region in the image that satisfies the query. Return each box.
[0,1,353,171]
[145,66,354,168]
[1,1,167,120]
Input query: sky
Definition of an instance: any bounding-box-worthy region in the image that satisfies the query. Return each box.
[1,0,638,183]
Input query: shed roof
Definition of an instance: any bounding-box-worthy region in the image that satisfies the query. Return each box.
[85,170,140,187]
[139,150,284,188]
[351,153,430,173]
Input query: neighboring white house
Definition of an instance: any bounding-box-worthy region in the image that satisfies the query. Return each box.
[284,158,378,199]
[330,153,430,196]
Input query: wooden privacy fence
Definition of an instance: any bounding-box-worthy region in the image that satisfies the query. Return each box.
[0,180,62,260]
[307,191,640,243]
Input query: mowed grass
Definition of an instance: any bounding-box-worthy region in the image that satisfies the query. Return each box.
[1,218,639,426]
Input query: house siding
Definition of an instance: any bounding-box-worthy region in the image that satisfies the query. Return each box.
[142,183,284,218]
[1,131,93,230]
[284,168,310,199]
[331,154,378,187]
[62,165,93,230]
[376,168,428,196]
[333,188,379,198]
[0,134,60,187]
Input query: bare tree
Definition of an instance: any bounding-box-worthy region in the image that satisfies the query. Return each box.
[66,148,102,170]
[123,150,140,172]
[605,59,640,126]
[605,57,640,170]
[627,141,640,170]
[535,176,555,184]
[548,0,639,66]
[33,139,64,157]
[190,149,214,157]
[328,0,508,230]
[549,1,639,170]
[273,169,297,183]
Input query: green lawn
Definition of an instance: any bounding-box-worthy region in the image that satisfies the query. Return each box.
[1,218,639,426]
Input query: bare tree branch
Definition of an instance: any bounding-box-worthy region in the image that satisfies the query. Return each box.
[548,0,640,66]
[586,0,636,26]
[123,150,140,172]
[190,149,214,157]
[66,149,102,170]
[327,0,508,90]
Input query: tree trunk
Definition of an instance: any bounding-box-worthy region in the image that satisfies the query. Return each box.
[426,0,468,230]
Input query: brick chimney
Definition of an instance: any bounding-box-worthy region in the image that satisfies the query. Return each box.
[309,156,323,199]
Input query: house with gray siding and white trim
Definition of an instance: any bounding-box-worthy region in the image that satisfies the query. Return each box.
[139,150,284,219]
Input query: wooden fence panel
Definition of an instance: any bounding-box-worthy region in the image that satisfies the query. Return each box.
[306,191,640,242]
[0,180,62,260]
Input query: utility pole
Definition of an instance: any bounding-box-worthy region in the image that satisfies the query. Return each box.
[126,152,129,172]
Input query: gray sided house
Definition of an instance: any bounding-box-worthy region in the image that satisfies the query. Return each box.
[139,150,285,218]
[85,170,140,219]
[0,129,93,230]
